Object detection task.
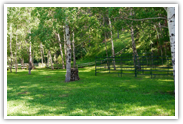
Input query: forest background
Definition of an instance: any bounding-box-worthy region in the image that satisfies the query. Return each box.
[4,3,178,118]
[6,6,174,75]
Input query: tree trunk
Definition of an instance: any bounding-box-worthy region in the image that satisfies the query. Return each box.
[72,32,76,68]
[131,25,140,68]
[104,33,110,70]
[49,50,54,70]
[159,22,164,64]
[56,56,59,69]
[103,17,108,57]
[65,25,71,82]
[28,42,32,74]
[104,33,108,57]
[21,58,24,70]
[88,26,91,47]
[9,24,13,73]
[154,24,163,64]
[54,53,56,67]
[166,7,175,87]
[32,51,34,69]
[63,26,67,65]
[47,51,49,67]
[40,43,43,65]
[109,18,116,70]
[57,33,65,69]
[15,30,18,73]
[28,11,32,75]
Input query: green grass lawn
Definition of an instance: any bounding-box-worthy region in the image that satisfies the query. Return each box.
[7,66,175,116]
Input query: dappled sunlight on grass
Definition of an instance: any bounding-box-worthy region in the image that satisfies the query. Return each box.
[159,79,174,82]
[7,67,175,116]
[7,100,37,116]
[78,66,95,72]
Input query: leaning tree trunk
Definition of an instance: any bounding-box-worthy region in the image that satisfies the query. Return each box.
[65,25,71,82]
[57,33,65,69]
[72,32,76,68]
[166,7,175,87]
[109,18,116,70]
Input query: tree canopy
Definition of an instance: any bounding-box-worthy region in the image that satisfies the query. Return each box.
[7,7,171,66]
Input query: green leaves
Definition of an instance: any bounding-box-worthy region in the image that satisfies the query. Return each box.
[7,7,170,64]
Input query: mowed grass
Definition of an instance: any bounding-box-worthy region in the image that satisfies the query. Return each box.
[7,67,175,116]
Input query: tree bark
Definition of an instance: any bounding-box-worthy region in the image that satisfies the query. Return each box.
[28,41,32,74]
[32,51,34,69]
[15,30,18,73]
[166,7,175,87]
[154,24,163,64]
[21,58,24,70]
[28,10,32,75]
[109,18,116,70]
[47,51,49,67]
[88,27,91,47]
[104,33,108,57]
[63,26,67,65]
[159,22,164,64]
[104,33,110,70]
[9,24,13,73]
[49,50,54,70]
[57,33,65,69]
[54,53,56,65]
[72,32,76,68]
[131,25,140,68]
[65,25,71,82]
[40,43,44,65]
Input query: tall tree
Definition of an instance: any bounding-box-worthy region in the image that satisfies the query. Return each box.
[63,26,67,64]
[28,9,33,75]
[15,26,18,73]
[57,33,65,69]
[40,43,44,65]
[165,7,175,88]
[65,25,71,82]
[49,50,54,70]
[72,32,76,68]
[9,23,13,73]
[109,18,116,70]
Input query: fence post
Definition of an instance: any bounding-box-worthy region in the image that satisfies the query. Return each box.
[135,54,137,77]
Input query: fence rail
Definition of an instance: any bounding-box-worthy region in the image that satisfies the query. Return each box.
[95,54,173,78]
